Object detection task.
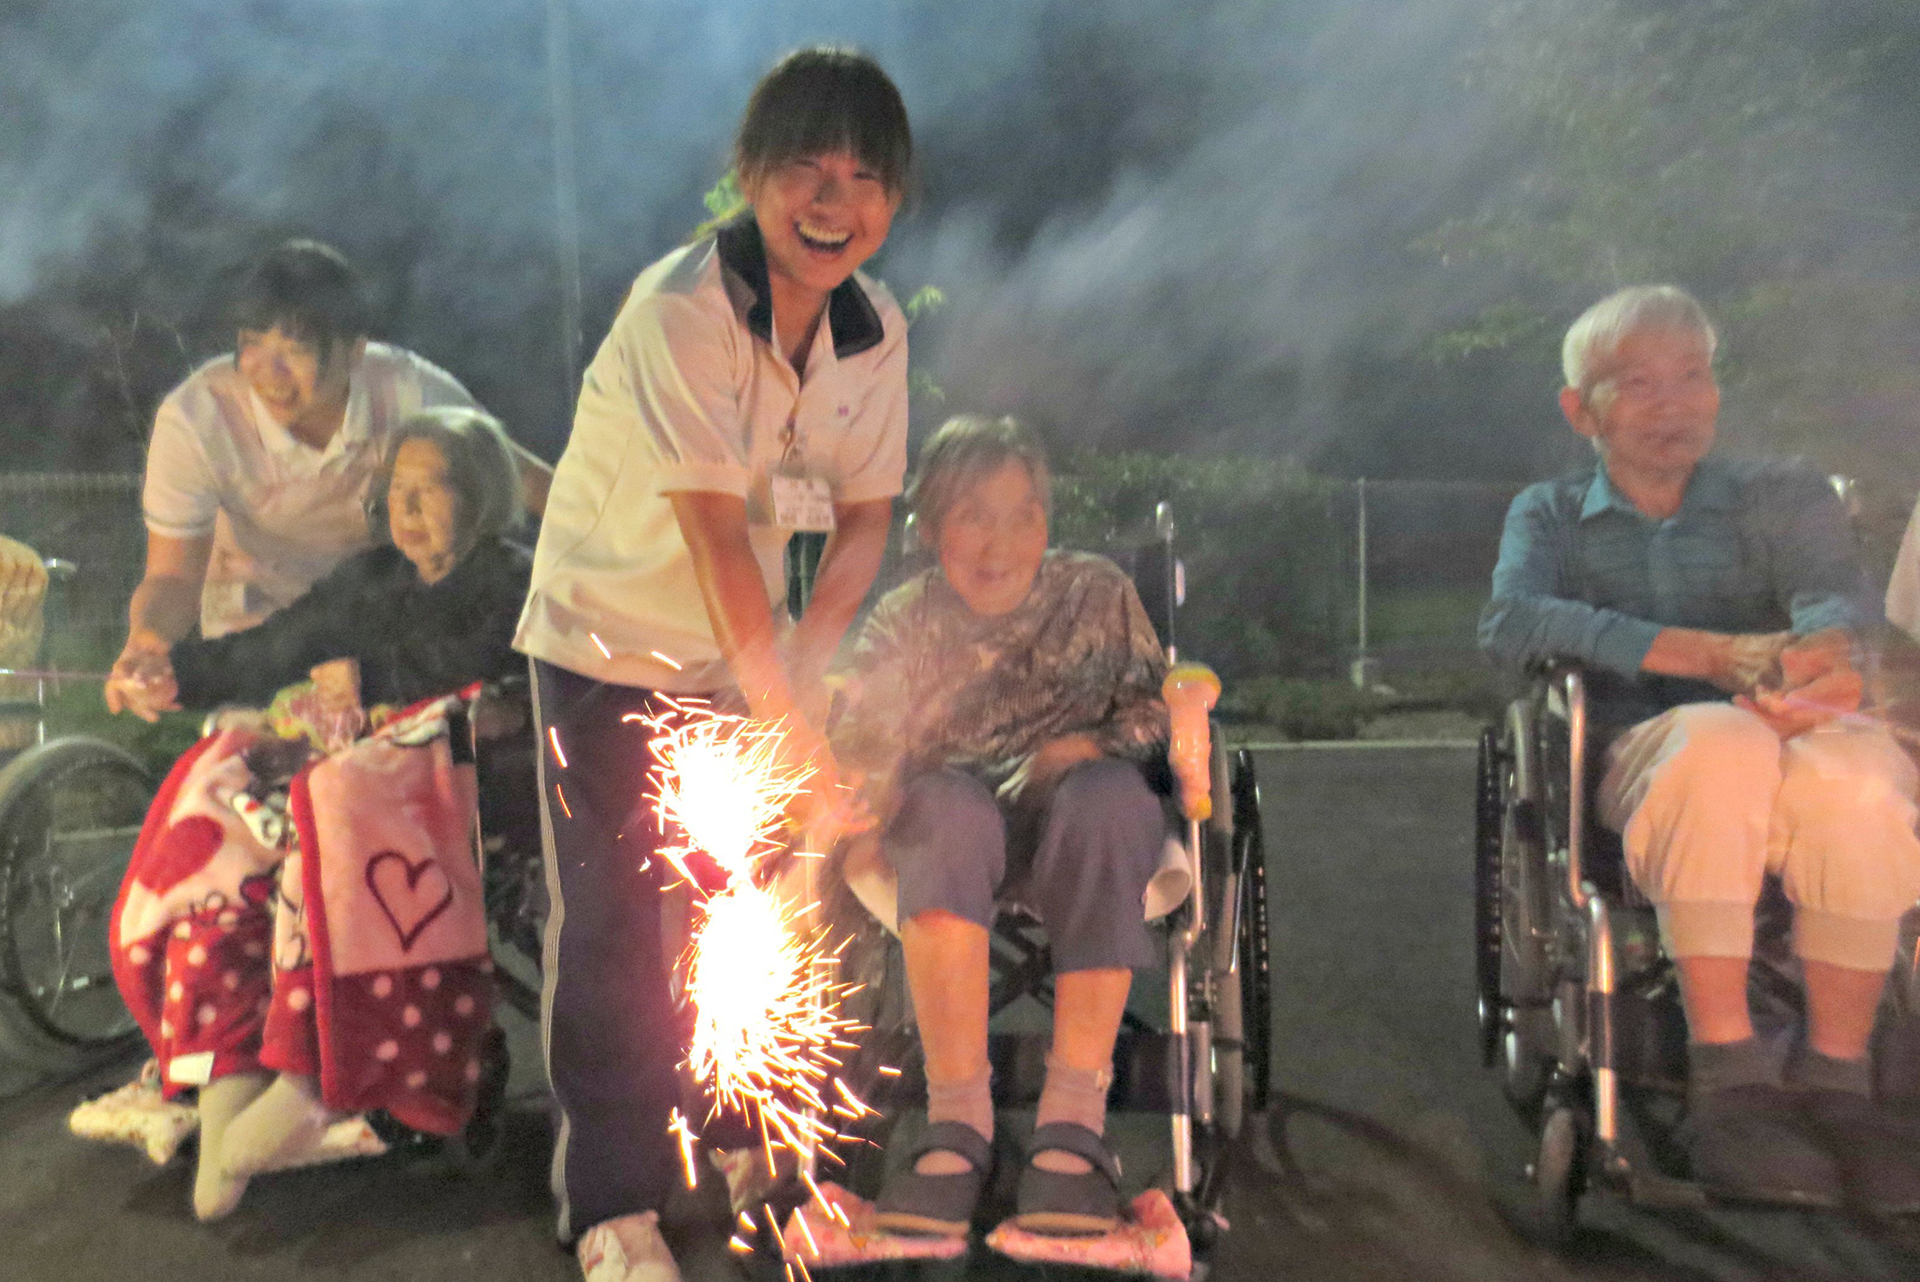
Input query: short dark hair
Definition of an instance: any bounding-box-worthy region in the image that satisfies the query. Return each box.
[907,415,1052,547]
[230,239,373,360]
[365,406,522,562]
[735,47,912,196]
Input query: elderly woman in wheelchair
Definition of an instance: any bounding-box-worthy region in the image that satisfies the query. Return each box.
[100,406,531,1220]
[830,415,1174,1241]
[1481,285,1920,1214]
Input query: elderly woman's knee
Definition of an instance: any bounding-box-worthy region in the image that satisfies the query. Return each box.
[887,769,1006,913]
[1049,757,1160,827]
[895,768,1000,827]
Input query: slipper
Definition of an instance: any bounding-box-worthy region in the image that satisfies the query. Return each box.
[872,1120,994,1238]
[1014,1121,1125,1236]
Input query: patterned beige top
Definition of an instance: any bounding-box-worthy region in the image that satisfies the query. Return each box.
[830,549,1170,818]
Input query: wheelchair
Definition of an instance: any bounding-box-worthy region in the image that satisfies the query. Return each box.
[1474,663,1920,1238]
[63,678,548,1176]
[803,505,1274,1268]
[0,555,155,1067]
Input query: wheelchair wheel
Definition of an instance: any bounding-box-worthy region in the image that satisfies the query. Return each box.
[1482,711,1555,1115]
[1474,726,1504,1068]
[0,736,152,1052]
[1530,1102,1587,1245]
[1212,749,1272,1141]
[440,1026,511,1176]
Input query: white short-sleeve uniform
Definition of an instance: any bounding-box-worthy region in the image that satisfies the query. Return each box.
[143,343,478,637]
[1889,491,1920,643]
[514,218,910,693]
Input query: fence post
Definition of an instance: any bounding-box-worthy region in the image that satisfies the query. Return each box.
[1350,476,1378,689]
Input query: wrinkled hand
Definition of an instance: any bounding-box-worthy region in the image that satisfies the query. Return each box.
[1736,634,1862,738]
[308,658,366,749]
[772,715,866,852]
[997,734,1105,807]
[1709,630,1795,695]
[105,636,179,722]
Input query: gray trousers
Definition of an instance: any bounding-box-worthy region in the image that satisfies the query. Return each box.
[886,758,1166,972]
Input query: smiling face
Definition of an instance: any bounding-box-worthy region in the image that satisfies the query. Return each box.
[742,151,900,320]
[386,437,461,584]
[935,459,1050,617]
[235,325,357,434]
[1561,325,1720,489]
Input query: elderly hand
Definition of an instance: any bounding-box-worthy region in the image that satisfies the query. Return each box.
[1643,627,1792,694]
[105,634,180,722]
[997,734,1104,808]
[1735,631,1862,738]
[771,714,867,852]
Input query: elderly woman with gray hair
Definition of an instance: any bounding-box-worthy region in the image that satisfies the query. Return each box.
[107,405,531,720]
[103,406,531,1223]
[831,415,1171,1242]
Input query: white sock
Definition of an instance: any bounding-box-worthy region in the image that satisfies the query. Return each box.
[1032,1056,1111,1176]
[221,1073,333,1177]
[192,1072,269,1221]
[916,1068,993,1176]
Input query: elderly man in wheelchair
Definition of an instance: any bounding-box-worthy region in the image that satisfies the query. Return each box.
[1480,284,1920,1214]
[830,414,1190,1245]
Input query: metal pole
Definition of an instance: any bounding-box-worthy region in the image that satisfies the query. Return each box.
[1351,477,1371,688]
[545,0,585,406]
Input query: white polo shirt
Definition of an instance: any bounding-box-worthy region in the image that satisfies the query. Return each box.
[515,219,909,693]
[143,343,477,637]
[1890,490,1920,643]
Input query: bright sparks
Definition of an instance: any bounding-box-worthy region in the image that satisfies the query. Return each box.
[634,701,872,1180]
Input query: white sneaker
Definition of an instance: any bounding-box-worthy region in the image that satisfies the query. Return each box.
[577,1212,683,1282]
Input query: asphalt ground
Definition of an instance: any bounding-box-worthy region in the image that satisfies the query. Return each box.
[5,745,1920,1280]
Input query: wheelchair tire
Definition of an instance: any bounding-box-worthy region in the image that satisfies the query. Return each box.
[0,736,152,1052]
[1491,711,1555,1117]
[1210,750,1272,1143]
[440,1026,511,1176]
[1531,1103,1587,1245]
[1474,726,1504,1068]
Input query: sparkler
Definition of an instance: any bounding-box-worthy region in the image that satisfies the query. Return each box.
[630,699,875,1196]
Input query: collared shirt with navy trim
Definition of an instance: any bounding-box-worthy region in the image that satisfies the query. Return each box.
[515,217,909,693]
[1479,453,1873,725]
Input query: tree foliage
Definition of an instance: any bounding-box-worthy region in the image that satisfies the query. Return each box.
[1425,0,1920,484]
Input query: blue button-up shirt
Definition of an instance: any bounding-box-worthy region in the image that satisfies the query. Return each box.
[1479,455,1874,727]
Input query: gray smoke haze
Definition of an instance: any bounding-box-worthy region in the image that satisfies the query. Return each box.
[2,0,1917,474]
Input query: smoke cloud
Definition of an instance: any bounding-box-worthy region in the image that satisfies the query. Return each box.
[2,0,1917,478]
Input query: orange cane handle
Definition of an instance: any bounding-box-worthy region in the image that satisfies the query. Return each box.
[1163,663,1221,822]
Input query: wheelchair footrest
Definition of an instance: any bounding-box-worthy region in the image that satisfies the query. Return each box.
[985,1188,1192,1280]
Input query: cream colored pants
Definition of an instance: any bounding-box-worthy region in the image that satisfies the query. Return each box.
[1598,702,1920,971]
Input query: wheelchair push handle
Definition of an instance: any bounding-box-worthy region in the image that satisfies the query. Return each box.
[1163,662,1220,821]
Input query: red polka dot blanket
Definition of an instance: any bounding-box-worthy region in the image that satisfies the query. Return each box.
[111,697,492,1136]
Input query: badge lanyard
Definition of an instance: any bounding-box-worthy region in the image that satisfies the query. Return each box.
[769,413,836,533]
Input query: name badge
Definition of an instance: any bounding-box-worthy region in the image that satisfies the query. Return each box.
[770,473,836,533]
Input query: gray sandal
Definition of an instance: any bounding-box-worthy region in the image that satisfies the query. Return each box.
[1013,1121,1125,1236]
[873,1120,994,1238]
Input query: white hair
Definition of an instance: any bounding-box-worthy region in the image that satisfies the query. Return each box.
[1561,285,1718,393]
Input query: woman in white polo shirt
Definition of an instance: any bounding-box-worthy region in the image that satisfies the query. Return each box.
[513,48,912,1282]
[108,240,550,719]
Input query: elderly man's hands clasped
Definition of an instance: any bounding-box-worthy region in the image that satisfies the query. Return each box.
[1735,629,1863,739]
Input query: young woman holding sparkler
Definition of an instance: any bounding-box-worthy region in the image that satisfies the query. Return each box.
[511,47,913,1282]
[832,415,1172,1240]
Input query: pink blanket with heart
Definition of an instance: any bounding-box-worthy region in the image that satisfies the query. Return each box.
[112,699,491,1136]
